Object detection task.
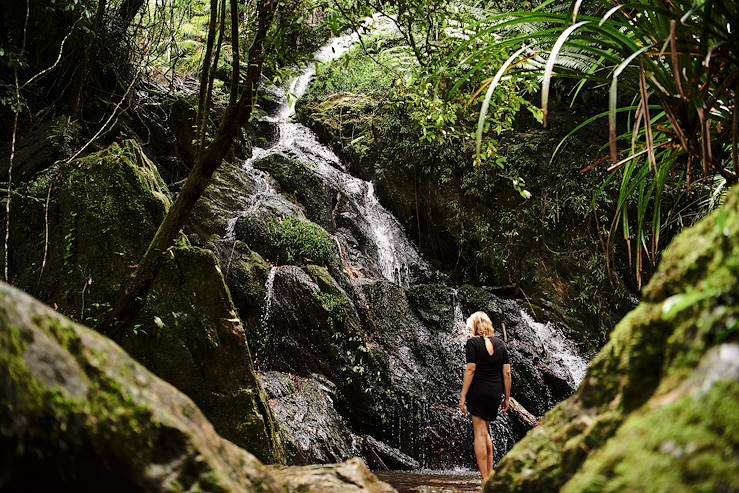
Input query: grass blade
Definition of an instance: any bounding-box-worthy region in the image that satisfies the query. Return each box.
[609,45,652,161]
[542,20,590,127]
[476,44,531,159]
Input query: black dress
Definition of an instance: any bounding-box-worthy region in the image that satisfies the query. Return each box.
[465,336,510,421]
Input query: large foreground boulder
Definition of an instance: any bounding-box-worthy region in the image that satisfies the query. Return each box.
[2,140,282,462]
[0,281,281,492]
[486,186,739,492]
[0,281,397,492]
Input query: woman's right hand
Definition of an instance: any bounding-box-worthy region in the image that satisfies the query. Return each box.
[501,397,511,415]
[459,400,468,416]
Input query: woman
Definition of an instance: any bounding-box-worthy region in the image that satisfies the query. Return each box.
[459,311,512,482]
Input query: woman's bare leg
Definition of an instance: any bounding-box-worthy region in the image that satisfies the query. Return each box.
[471,416,491,481]
[486,432,494,475]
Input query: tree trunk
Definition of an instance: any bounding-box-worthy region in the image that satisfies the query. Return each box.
[117,0,145,26]
[229,0,240,105]
[195,0,219,148]
[105,0,278,336]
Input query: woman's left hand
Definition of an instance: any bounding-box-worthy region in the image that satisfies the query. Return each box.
[501,397,511,415]
[459,400,468,416]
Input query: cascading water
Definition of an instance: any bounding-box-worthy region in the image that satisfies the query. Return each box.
[520,309,587,386]
[253,266,278,366]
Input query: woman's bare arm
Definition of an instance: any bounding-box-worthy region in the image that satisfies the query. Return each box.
[502,363,512,413]
[459,363,476,415]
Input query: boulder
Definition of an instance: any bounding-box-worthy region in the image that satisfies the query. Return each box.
[253,152,337,231]
[485,186,739,492]
[0,281,282,492]
[271,458,396,493]
[260,371,357,464]
[2,140,283,462]
[0,282,399,492]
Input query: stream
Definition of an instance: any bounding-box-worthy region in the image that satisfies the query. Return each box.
[376,471,480,493]
[223,16,590,483]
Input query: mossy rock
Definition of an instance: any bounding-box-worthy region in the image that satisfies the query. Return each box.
[253,153,336,230]
[563,346,739,493]
[485,185,739,492]
[266,216,339,270]
[0,281,283,492]
[3,140,284,463]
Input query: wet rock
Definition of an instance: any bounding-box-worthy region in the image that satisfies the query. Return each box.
[0,282,283,493]
[253,152,337,230]
[486,186,739,492]
[257,265,368,379]
[271,458,397,493]
[188,159,261,244]
[260,371,357,464]
[1,140,283,462]
[259,81,287,115]
[251,119,281,148]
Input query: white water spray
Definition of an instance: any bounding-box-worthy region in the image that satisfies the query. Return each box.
[520,310,587,386]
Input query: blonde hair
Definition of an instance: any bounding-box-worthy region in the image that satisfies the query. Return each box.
[467,311,494,337]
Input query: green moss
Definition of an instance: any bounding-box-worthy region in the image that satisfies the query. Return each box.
[563,380,739,493]
[267,216,336,268]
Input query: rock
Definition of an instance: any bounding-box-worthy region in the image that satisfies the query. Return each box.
[256,265,373,383]
[188,159,261,244]
[259,81,287,115]
[0,281,283,492]
[485,186,739,492]
[2,140,283,462]
[271,458,397,493]
[253,152,337,230]
[563,344,739,493]
[250,119,281,149]
[260,371,357,465]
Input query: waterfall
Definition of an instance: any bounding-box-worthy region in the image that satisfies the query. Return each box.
[227,17,427,286]
[519,309,587,386]
[451,289,467,342]
[254,266,278,366]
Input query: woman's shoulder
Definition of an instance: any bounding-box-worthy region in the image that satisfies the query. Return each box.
[465,336,483,348]
[493,336,508,347]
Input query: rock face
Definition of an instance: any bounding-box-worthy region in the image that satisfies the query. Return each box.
[2,140,283,462]
[485,186,739,492]
[0,282,399,492]
[260,371,358,464]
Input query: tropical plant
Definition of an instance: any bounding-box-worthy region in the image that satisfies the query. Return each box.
[470,0,737,285]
